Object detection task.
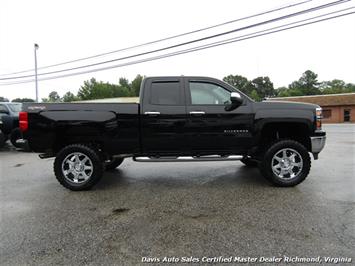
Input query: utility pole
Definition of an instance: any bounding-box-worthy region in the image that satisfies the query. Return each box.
[34,43,39,102]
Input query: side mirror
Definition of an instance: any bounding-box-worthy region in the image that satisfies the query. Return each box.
[224,92,243,111]
[230,92,243,105]
[225,92,243,111]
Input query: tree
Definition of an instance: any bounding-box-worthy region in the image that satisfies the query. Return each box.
[345,83,355,92]
[119,77,136,96]
[275,86,289,97]
[77,78,116,100]
[118,77,130,89]
[77,77,141,100]
[0,96,9,102]
[42,91,61,102]
[12,98,35,103]
[319,79,355,94]
[77,78,97,100]
[131,74,144,96]
[223,74,275,101]
[223,75,253,95]
[49,91,61,102]
[251,76,275,99]
[62,92,78,102]
[289,70,320,95]
[250,90,261,101]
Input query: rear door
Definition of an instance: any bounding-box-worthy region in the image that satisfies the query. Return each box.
[184,77,254,153]
[140,77,187,154]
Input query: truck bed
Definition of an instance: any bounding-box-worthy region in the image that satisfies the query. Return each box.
[22,102,140,154]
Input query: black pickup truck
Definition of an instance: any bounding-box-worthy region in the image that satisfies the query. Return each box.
[20,76,326,190]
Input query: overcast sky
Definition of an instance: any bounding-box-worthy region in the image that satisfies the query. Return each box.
[0,0,354,101]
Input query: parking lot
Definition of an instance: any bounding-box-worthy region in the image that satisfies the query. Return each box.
[0,124,354,265]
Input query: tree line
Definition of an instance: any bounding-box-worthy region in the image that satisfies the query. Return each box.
[1,70,354,103]
[223,70,355,101]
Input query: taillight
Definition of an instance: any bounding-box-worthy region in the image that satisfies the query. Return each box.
[19,112,28,132]
[315,107,322,130]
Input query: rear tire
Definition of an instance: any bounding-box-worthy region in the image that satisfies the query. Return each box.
[10,128,22,148]
[259,139,311,187]
[54,144,104,191]
[105,158,124,171]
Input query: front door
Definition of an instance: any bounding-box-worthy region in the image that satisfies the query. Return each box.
[140,77,187,154]
[184,78,254,154]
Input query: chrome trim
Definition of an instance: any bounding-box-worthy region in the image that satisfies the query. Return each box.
[144,111,160,115]
[61,152,93,184]
[231,92,241,98]
[133,155,243,162]
[311,136,326,154]
[271,148,303,180]
[189,111,205,115]
[15,139,27,145]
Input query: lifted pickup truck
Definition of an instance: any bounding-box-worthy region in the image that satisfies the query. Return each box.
[20,76,326,190]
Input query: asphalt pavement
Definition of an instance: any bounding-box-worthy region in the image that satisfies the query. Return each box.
[0,124,354,265]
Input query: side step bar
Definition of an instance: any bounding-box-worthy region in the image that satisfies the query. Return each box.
[133,155,243,162]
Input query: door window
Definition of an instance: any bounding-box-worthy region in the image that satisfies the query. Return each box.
[150,81,182,105]
[189,82,231,105]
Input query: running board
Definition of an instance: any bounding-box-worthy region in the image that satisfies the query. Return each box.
[133,155,243,162]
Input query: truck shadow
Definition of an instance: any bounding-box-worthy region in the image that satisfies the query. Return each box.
[95,162,270,190]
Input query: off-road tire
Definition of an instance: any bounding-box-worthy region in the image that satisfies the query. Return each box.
[240,157,258,167]
[105,158,124,171]
[10,128,22,148]
[259,139,311,187]
[54,144,104,191]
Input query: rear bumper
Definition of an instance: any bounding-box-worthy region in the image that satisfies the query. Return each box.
[310,135,326,154]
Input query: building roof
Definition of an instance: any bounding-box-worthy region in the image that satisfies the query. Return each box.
[270,93,355,107]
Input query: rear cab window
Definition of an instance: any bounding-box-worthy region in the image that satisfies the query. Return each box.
[150,81,182,105]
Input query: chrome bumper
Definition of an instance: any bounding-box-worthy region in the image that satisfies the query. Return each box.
[310,136,326,154]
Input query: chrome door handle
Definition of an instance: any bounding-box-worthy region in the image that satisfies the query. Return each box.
[144,111,160,115]
[189,111,205,115]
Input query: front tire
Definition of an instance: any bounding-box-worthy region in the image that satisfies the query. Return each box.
[54,144,104,191]
[259,139,311,187]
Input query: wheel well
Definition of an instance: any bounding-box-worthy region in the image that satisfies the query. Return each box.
[259,123,311,151]
[53,138,103,155]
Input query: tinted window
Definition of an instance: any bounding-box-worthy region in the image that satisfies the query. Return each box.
[189,82,231,105]
[8,103,22,113]
[150,82,181,105]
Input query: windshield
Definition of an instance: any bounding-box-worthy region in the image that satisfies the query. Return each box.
[8,103,22,113]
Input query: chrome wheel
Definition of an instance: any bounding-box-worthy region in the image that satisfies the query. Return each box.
[61,152,93,184]
[271,148,303,180]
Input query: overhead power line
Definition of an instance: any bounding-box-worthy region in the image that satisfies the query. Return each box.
[0,0,349,81]
[1,8,353,86]
[0,0,313,77]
